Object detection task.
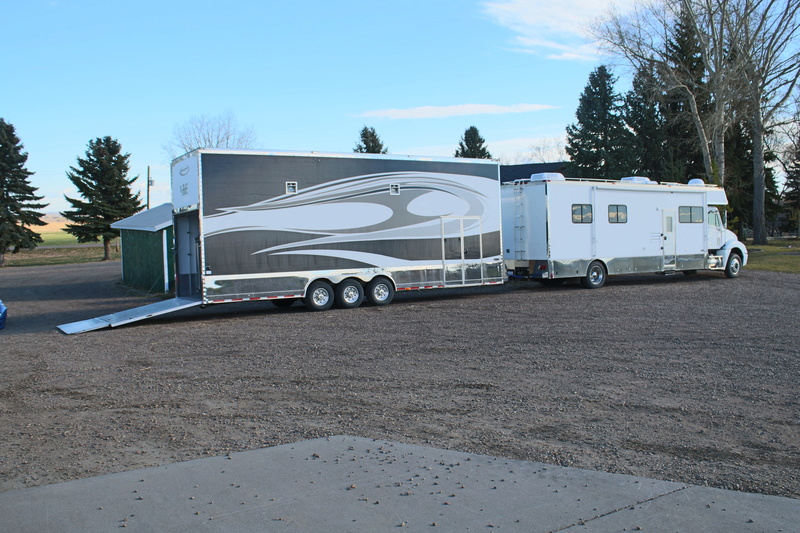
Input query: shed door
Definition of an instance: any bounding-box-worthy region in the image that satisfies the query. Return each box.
[662,210,676,270]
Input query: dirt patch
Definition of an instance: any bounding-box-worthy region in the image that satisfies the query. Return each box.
[0,263,798,498]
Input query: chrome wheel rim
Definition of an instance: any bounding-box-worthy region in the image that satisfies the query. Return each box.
[342,285,360,303]
[372,283,389,301]
[589,267,604,285]
[312,288,330,306]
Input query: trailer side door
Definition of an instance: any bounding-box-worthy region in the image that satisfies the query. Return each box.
[442,216,483,286]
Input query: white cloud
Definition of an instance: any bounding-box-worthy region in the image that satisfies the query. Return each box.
[359,103,556,120]
[482,0,638,60]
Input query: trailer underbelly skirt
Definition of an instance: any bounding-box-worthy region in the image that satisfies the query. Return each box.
[511,254,709,280]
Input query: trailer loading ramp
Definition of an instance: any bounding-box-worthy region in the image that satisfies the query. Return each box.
[57,297,203,334]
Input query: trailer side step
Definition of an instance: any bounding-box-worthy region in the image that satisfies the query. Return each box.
[57,297,203,334]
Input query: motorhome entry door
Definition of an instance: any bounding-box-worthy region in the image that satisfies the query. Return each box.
[442,217,484,286]
[662,209,677,269]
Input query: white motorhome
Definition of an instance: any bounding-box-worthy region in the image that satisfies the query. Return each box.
[501,173,748,288]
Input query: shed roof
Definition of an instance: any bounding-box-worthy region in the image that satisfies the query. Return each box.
[111,203,173,232]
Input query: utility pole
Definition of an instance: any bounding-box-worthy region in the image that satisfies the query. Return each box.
[147,166,151,210]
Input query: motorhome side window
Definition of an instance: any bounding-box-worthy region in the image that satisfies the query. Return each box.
[572,204,592,224]
[679,206,703,223]
[608,205,627,223]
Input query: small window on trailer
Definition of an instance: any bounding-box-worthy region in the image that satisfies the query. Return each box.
[572,204,592,224]
[679,206,703,223]
[608,205,627,223]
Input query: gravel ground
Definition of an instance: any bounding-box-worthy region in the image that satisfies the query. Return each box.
[0,262,798,498]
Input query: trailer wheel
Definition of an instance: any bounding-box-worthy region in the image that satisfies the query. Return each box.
[366,277,394,306]
[580,261,607,289]
[725,253,742,278]
[335,279,365,309]
[305,280,334,311]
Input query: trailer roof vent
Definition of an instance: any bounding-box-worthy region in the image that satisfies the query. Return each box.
[687,178,705,186]
[620,176,654,184]
[529,173,565,182]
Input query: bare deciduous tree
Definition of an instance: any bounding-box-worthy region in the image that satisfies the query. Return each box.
[730,0,800,244]
[593,1,746,185]
[163,110,258,160]
[595,0,800,245]
[528,137,568,163]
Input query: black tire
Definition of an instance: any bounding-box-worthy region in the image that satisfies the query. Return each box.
[304,280,334,311]
[335,279,364,309]
[580,261,607,289]
[366,277,394,306]
[272,298,297,308]
[725,253,742,278]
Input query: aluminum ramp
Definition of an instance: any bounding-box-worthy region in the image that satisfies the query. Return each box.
[58,297,203,334]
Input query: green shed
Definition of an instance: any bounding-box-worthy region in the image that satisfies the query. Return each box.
[111,203,174,294]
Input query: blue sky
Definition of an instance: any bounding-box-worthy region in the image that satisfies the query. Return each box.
[5,0,635,212]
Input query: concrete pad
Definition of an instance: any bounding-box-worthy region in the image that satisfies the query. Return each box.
[0,436,797,532]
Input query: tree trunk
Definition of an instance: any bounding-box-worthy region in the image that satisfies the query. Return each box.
[712,129,725,186]
[752,112,768,245]
[683,86,716,182]
[103,237,112,261]
[0,252,5,267]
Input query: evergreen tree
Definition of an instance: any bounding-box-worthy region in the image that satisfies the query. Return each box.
[565,66,635,178]
[661,8,708,183]
[354,126,388,154]
[0,118,47,266]
[624,64,666,179]
[724,120,780,236]
[62,137,142,260]
[455,126,492,159]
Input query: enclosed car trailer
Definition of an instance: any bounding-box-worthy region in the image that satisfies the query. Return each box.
[59,149,504,333]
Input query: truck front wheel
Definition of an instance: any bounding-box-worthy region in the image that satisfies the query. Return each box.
[580,261,607,289]
[725,253,742,278]
[305,280,334,311]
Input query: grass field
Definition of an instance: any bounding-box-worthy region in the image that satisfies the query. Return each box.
[3,215,120,267]
[744,238,800,274]
[38,214,80,246]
